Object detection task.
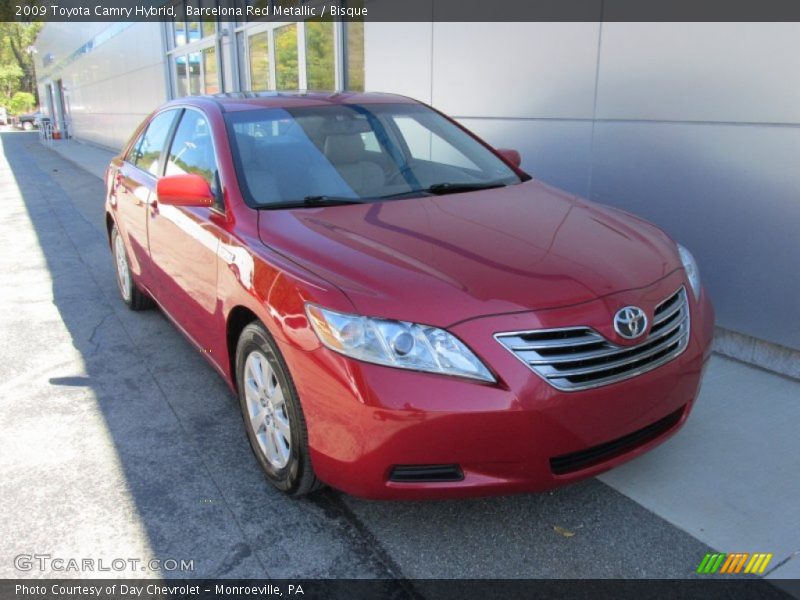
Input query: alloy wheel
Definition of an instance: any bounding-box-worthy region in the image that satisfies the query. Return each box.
[113,232,132,302]
[243,350,292,469]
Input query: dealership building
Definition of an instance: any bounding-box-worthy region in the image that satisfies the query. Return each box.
[34,14,800,373]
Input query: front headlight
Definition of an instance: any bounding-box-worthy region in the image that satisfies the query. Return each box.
[678,244,701,300]
[305,304,495,382]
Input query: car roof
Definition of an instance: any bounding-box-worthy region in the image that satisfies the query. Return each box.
[168,91,420,113]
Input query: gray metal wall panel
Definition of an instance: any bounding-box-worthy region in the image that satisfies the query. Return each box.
[36,23,167,149]
[590,121,800,349]
[364,22,433,103]
[597,23,800,124]
[431,23,600,119]
[457,117,593,198]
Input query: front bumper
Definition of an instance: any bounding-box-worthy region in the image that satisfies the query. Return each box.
[283,272,715,499]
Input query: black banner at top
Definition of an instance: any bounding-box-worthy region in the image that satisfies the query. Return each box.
[3,0,800,22]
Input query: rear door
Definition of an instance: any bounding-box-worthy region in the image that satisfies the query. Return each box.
[113,109,180,291]
[147,107,225,357]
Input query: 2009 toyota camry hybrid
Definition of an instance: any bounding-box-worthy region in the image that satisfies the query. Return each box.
[105,92,714,499]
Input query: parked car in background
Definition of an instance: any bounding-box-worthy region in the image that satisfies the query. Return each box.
[105,92,714,499]
[0,107,8,126]
[15,111,42,130]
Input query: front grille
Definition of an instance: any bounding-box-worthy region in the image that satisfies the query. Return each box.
[389,465,464,483]
[549,406,685,475]
[495,287,690,391]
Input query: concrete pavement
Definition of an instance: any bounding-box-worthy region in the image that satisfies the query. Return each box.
[1,130,798,590]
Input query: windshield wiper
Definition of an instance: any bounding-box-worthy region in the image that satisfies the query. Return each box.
[256,196,369,210]
[425,181,508,195]
[371,181,509,202]
[303,195,369,206]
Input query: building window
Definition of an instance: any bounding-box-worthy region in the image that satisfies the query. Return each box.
[274,24,298,90]
[188,52,202,95]
[305,22,334,90]
[174,19,187,47]
[248,31,270,91]
[203,46,219,94]
[166,18,364,98]
[345,22,364,91]
[175,56,188,97]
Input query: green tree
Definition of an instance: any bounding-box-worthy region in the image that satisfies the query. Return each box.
[0,64,23,98]
[8,91,35,114]
[0,22,42,109]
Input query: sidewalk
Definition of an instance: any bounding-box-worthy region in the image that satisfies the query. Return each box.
[14,132,800,587]
[47,137,118,180]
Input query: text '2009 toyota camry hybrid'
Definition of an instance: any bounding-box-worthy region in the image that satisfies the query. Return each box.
[105,92,714,499]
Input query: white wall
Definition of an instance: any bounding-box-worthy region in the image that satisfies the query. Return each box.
[365,22,800,351]
[36,22,167,150]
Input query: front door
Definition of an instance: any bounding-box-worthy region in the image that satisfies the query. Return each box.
[147,108,225,358]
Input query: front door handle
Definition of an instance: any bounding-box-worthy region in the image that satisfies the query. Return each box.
[218,246,235,265]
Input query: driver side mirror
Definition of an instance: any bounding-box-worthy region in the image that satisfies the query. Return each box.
[156,174,215,207]
[496,148,521,169]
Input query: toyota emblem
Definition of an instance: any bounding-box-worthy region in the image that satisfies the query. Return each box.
[614,306,648,339]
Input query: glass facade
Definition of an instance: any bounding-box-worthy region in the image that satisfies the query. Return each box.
[345,22,365,92]
[164,6,366,99]
[174,56,188,97]
[274,24,299,90]
[187,52,202,95]
[202,46,219,94]
[247,31,270,91]
[305,22,335,90]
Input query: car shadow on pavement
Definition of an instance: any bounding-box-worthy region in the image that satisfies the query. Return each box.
[3,131,789,591]
[0,132,404,582]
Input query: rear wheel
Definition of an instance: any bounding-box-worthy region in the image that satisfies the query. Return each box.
[236,322,321,496]
[111,225,153,311]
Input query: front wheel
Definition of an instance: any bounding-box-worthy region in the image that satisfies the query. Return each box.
[236,322,321,496]
[111,225,153,311]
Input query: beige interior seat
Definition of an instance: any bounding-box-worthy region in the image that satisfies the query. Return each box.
[323,134,385,195]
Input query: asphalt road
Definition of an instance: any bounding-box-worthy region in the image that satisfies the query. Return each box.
[0,131,789,590]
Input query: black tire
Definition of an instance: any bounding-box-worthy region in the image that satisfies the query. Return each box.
[111,225,153,311]
[236,321,322,497]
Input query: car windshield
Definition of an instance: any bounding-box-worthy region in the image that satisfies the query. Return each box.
[224,103,523,208]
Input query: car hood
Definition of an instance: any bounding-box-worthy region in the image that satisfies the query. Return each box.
[258,180,681,327]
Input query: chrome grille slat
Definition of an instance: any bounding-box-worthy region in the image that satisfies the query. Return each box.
[653,295,683,325]
[495,287,690,392]
[508,331,604,351]
[543,326,687,378]
[527,310,687,366]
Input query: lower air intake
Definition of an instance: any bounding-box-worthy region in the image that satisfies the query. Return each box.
[549,407,685,475]
[389,464,464,483]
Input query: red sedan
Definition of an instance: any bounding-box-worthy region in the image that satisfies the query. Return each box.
[105,92,714,499]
